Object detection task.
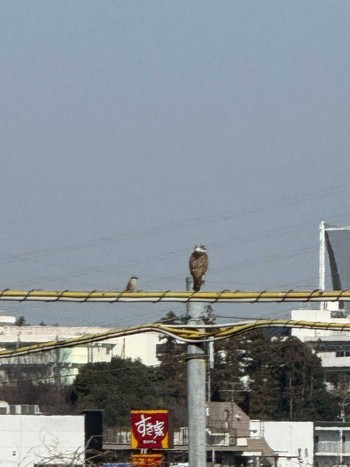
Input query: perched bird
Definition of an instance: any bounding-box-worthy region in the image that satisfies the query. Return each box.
[189,244,208,292]
[125,276,138,292]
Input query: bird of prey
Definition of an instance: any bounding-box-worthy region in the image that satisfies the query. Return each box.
[125,276,138,292]
[189,244,208,292]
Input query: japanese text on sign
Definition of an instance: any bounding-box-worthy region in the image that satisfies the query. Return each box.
[130,410,173,449]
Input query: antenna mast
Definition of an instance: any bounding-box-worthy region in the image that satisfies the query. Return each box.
[319,221,326,310]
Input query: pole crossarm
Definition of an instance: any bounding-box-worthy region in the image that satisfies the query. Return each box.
[2,319,350,358]
[0,288,350,303]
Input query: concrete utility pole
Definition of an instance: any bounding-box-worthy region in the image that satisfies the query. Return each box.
[186,277,207,467]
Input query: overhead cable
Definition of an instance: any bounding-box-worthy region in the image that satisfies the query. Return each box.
[2,319,350,358]
[0,288,349,303]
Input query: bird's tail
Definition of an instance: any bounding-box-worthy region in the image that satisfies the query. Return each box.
[192,279,202,292]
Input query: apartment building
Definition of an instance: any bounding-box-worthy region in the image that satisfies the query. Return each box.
[291,303,350,382]
[0,314,160,384]
[315,422,350,467]
[252,419,350,467]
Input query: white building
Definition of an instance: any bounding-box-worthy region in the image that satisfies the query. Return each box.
[291,222,350,378]
[250,420,314,467]
[315,421,350,467]
[0,405,85,466]
[291,303,350,377]
[0,315,160,384]
[251,420,350,467]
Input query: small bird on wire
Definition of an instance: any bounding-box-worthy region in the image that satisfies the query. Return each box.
[189,244,208,292]
[125,276,138,292]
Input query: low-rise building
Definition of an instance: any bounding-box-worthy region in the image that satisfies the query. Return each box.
[0,402,85,466]
[206,402,275,466]
[0,315,160,384]
[251,420,314,467]
[251,419,350,467]
[291,303,350,382]
[315,421,350,467]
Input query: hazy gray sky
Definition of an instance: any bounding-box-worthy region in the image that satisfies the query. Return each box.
[0,1,349,326]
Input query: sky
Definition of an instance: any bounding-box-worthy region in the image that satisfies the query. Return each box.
[0,1,349,327]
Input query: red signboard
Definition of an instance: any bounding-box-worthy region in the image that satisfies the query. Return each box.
[130,409,173,449]
[131,453,164,466]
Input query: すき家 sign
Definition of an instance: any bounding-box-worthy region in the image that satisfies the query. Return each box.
[130,409,173,449]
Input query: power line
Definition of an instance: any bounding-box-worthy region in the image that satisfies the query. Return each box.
[2,318,350,358]
[0,288,349,303]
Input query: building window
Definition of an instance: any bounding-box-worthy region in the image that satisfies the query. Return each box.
[336,351,350,357]
[34,465,83,467]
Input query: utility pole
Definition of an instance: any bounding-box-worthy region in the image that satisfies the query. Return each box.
[186,277,207,467]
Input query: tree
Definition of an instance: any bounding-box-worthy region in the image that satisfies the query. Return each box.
[71,356,161,426]
[15,315,26,326]
[327,373,350,421]
[213,330,340,421]
[0,376,73,415]
[210,333,247,406]
[271,336,339,421]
